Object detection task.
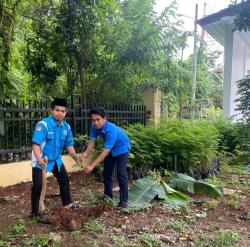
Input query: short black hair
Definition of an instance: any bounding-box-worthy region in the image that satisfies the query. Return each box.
[51,98,67,109]
[89,107,106,118]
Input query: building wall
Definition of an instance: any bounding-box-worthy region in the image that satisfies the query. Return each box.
[224,30,250,120]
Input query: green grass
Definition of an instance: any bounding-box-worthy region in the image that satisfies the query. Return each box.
[195,230,240,247]
[202,200,219,210]
[22,234,50,247]
[139,233,163,247]
[227,194,241,209]
[168,220,188,233]
[246,212,250,220]
[84,219,104,233]
[111,235,126,247]
[85,189,96,203]
[220,164,245,175]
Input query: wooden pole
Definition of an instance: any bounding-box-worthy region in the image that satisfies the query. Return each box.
[39,156,48,213]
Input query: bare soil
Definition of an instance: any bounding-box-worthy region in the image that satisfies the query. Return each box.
[0,168,249,247]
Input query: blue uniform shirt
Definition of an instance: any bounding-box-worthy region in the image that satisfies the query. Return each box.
[32,115,74,172]
[89,121,130,157]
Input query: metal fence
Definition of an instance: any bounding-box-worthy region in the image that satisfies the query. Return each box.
[0,95,149,164]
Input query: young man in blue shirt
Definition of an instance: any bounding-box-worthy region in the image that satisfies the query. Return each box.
[31,98,78,219]
[80,107,130,208]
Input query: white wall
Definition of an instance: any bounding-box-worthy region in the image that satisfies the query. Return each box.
[224,30,250,120]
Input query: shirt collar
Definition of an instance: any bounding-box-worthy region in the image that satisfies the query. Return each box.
[49,115,64,127]
[99,120,108,133]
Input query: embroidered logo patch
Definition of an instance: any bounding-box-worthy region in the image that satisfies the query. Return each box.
[36,126,42,131]
[63,130,67,136]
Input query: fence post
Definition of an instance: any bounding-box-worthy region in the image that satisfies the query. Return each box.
[143,87,161,127]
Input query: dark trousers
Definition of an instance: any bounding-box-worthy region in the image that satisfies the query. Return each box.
[31,163,72,215]
[103,152,129,204]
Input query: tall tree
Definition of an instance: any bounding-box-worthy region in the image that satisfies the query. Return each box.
[0,0,21,97]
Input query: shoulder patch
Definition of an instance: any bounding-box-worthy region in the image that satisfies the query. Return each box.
[37,120,48,130]
[36,126,42,131]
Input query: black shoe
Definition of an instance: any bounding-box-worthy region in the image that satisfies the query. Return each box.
[30,212,49,223]
[117,202,127,208]
[36,213,49,223]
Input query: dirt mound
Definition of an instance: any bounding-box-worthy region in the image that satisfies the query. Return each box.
[45,205,105,231]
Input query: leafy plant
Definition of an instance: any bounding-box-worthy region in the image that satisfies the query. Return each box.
[139,233,162,247]
[152,218,168,231]
[126,176,189,210]
[235,72,250,122]
[170,173,223,197]
[71,230,81,239]
[195,230,240,247]
[126,120,220,176]
[126,171,223,211]
[0,240,6,247]
[84,219,104,233]
[246,212,250,220]
[227,194,241,209]
[111,235,126,247]
[202,200,219,210]
[168,220,188,233]
[12,216,25,235]
[32,234,50,247]
[85,189,96,203]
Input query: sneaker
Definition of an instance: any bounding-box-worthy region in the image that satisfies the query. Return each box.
[65,202,80,209]
[97,195,113,203]
[117,202,127,208]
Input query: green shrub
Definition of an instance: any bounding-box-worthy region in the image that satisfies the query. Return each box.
[126,120,219,175]
[215,118,250,153]
[214,118,241,153]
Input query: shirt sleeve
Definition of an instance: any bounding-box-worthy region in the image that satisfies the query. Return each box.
[89,126,97,140]
[32,122,47,145]
[65,124,74,147]
[104,128,117,150]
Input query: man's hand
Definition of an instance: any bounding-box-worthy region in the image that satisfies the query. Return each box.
[83,163,95,174]
[79,152,88,162]
[38,157,48,169]
[70,153,80,163]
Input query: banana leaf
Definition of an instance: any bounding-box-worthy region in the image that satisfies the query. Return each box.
[159,181,189,207]
[128,176,162,209]
[170,173,223,197]
[127,176,189,209]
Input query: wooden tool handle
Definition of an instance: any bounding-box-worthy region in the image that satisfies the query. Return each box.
[39,156,48,213]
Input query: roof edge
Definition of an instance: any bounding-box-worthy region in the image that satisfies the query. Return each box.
[197,4,238,26]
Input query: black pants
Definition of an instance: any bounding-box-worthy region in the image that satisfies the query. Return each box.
[31,163,72,215]
[103,152,129,204]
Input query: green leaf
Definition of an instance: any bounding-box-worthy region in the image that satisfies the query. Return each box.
[170,174,223,197]
[160,181,189,207]
[172,173,196,181]
[128,176,162,209]
[127,176,189,209]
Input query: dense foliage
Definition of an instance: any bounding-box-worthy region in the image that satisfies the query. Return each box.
[235,73,250,122]
[0,0,223,117]
[125,120,220,176]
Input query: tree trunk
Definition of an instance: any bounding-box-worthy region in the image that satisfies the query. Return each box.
[78,58,87,107]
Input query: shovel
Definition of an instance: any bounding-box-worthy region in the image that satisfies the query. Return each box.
[39,156,48,213]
